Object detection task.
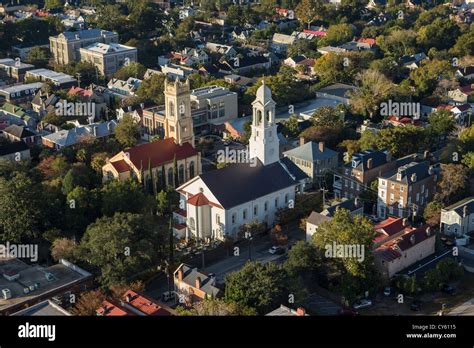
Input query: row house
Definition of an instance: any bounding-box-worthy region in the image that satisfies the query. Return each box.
[440,197,474,237]
[333,149,397,200]
[377,160,440,219]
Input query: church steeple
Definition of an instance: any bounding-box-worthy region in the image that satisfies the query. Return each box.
[249,80,279,166]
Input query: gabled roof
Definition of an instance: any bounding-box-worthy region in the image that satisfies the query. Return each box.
[443,197,474,216]
[347,150,391,171]
[96,300,130,316]
[3,124,35,138]
[187,192,210,206]
[323,198,362,217]
[175,263,220,297]
[123,138,197,170]
[306,211,332,226]
[195,159,299,209]
[283,141,337,162]
[122,290,171,316]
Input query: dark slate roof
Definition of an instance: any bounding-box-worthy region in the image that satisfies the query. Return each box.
[444,197,474,216]
[199,160,298,209]
[0,141,29,156]
[323,198,362,216]
[386,161,435,184]
[3,124,35,139]
[346,150,390,171]
[280,157,309,181]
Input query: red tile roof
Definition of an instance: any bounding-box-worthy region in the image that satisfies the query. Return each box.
[125,138,198,170]
[357,38,376,46]
[122,290,171,316]
[68,86,93,98]
[374,217,405,239]
[303,29,327,37]
[187,192,210,206]
[111,159,130,173]
[96,300,130,316]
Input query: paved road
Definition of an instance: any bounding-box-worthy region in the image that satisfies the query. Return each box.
[448,297,474,315]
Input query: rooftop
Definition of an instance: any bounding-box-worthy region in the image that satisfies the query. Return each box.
[0,258,91,313]
[82,42,136,55]
[12,300,71,316]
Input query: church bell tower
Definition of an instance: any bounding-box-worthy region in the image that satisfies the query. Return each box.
[164,78,194,145]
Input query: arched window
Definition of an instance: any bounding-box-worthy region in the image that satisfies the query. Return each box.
[243,209,247,220]
[266,110,272,123]
[178,164,185,184]
[254,205,258,216]
[257,110,262,125]
[285,194,289,204]
[232,213,236,224]
[189,161,195,178]
[169,100,175,116]
[167,167,173,186]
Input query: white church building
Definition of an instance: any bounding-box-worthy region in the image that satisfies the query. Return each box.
[174,81,307,241]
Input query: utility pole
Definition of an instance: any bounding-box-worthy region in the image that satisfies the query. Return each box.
[320,188,328,208]
[76,73,81,88]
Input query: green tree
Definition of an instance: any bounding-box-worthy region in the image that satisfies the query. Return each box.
[409,60,454,97]
[225,261,288,314]
[115,114,140,148]
[376,125,427,157]
[177,298,257,316]
[281,114,301,138]
[284,241,324,287]
[101,179,153,216]
[113,62,146,80]
[136,73,166,104]
[156,190,170,217]
[62,163,96,195]
[26,46,51,68]
[0,172,45,242]
[311,106,344,128]
[427,109,455,142]
[78,213,166,287]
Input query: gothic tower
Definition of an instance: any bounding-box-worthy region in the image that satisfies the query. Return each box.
[164,78,194,145]
[249,80,279,166]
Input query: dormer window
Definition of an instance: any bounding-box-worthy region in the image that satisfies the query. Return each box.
[352,160,356,168]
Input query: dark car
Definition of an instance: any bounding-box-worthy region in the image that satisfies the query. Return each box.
[338,307,359,316]
[441,284,456,295]
[410,300,423,311]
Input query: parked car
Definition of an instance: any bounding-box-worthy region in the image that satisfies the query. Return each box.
[441,284,456,295]
[410,299,423,311]
[269,246,284,254]
[353,299,372,309]
[383,287,391,296]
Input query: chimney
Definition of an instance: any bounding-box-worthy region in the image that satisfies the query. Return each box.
[178,268,183,281]
[296,307,306,316]
[411,173,417,182]
[318,141,325,152]
[125,293,133,303]
[367,158,373,169]
[299,136,305,146]
[426,226,431,236]
[423,150,430,160]
[402,218,408,227]
[463,206,469,218]
[195,276,201,289]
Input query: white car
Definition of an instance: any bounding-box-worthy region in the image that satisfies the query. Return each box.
[353,299,372,309]
[269,246,279,254]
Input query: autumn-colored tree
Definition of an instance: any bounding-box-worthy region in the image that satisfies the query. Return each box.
[349,69,395,118]
[435,163,470,205]
[72,289,106,316]
[51,238,77,262]
[295,0,325,29]
[109,281,145,301]
[423,201,443,227]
